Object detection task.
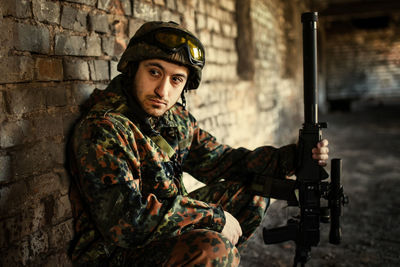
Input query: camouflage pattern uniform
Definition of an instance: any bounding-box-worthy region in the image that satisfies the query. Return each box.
[68,74,297,266]
[68,20,298,267]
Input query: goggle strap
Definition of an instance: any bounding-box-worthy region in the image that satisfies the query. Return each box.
[130,28,205,67]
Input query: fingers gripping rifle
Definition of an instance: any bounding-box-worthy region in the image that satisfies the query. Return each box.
[260,12,348,266]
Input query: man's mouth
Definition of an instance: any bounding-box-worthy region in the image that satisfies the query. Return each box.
[148,97,167,106]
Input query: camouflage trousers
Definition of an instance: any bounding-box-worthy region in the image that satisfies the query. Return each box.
[109,181,270,267]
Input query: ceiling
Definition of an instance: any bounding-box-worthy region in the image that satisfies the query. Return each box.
[311,0,400,18]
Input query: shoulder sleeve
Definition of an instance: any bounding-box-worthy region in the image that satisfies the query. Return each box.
[182,113,298,183]
[71,116,226,248]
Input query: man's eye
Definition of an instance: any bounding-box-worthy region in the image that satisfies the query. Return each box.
[172,76,184,84]
[149,69,160,76]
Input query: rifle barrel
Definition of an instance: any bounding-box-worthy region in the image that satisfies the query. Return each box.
[302,12,318,124]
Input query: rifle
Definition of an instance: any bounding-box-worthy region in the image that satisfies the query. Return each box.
[261,12,348,266]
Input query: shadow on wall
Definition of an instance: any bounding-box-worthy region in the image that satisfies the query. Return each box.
[0,0,306,265]
[0,0,141,264]
[0,66,80,265]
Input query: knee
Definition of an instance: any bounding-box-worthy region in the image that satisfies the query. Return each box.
[198,230,240,265]
[169,230,240,267]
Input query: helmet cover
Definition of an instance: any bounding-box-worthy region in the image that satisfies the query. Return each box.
[117,21,205,90]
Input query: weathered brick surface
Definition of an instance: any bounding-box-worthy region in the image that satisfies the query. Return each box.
[28,173,66,200]
[31,113,65,141]
[60,5,87,32]
[323,19,400,102]
[55,34,86,56]
[14,23,50,54]
[32,0,60,24]
[6,85,45,115]
[67,0,96,6]
[0,0,308,265]
[176,0,186,13]
[110,60,119,79]
[42,252,73,267]
[133,1,159,21]
[63,58,90,80]
[120,0,133,16]
[6,83,68,115]
[44,85,69,107]
[35,58,63,81]
[129,18,146,38]
[220,0,235,12]
[1,0,31,18]
[0,56,34,83]
[89,13,110,33]
[97,0,112,11]
[70,83,97,105]
[2,205,45,245]
[86,34,102,56]
[207,16,220,33]
[0,180,29,214]
[0,90,5,122]
[154,0,165,6]
[48,219,73,250]
[0,119,31,148]
[165,0,176,10]
[101,36,115,55]
[0,154,11,183]
[53,194,72,223]
[113,18,129,55]
[160,9,180,24]
[89,60,110,81]
[0,18,12,56]
[12,141,64,177]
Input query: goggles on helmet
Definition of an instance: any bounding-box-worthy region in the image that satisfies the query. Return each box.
[134,27,205,68]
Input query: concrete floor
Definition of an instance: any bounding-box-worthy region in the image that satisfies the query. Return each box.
[240,99,400,267]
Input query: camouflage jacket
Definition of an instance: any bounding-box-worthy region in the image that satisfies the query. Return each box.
[68,75,297,261]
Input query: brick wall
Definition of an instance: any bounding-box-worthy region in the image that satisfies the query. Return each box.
[0,0,307,265]
[250,0,306,145]
[321,13,400,105]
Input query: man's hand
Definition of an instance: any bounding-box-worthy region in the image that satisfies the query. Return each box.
[312,139,329,166]
[221,211,242,246]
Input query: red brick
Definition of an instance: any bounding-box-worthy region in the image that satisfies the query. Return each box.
[35,58,63,81]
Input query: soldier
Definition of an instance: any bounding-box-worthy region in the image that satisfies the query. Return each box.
[68,21,329,266]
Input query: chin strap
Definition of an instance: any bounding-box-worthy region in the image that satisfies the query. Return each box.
[181,89,188,110]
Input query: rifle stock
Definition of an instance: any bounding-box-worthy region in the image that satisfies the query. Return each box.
[263,12,348,266]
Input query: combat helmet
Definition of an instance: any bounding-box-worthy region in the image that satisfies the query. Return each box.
[117,21,205,90]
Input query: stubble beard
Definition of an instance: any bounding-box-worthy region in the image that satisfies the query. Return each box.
[133,85,169,117]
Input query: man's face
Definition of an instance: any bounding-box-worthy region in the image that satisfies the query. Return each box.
[133,59,189,117]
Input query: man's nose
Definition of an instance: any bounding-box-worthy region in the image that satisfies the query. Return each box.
[155,77,170,98]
